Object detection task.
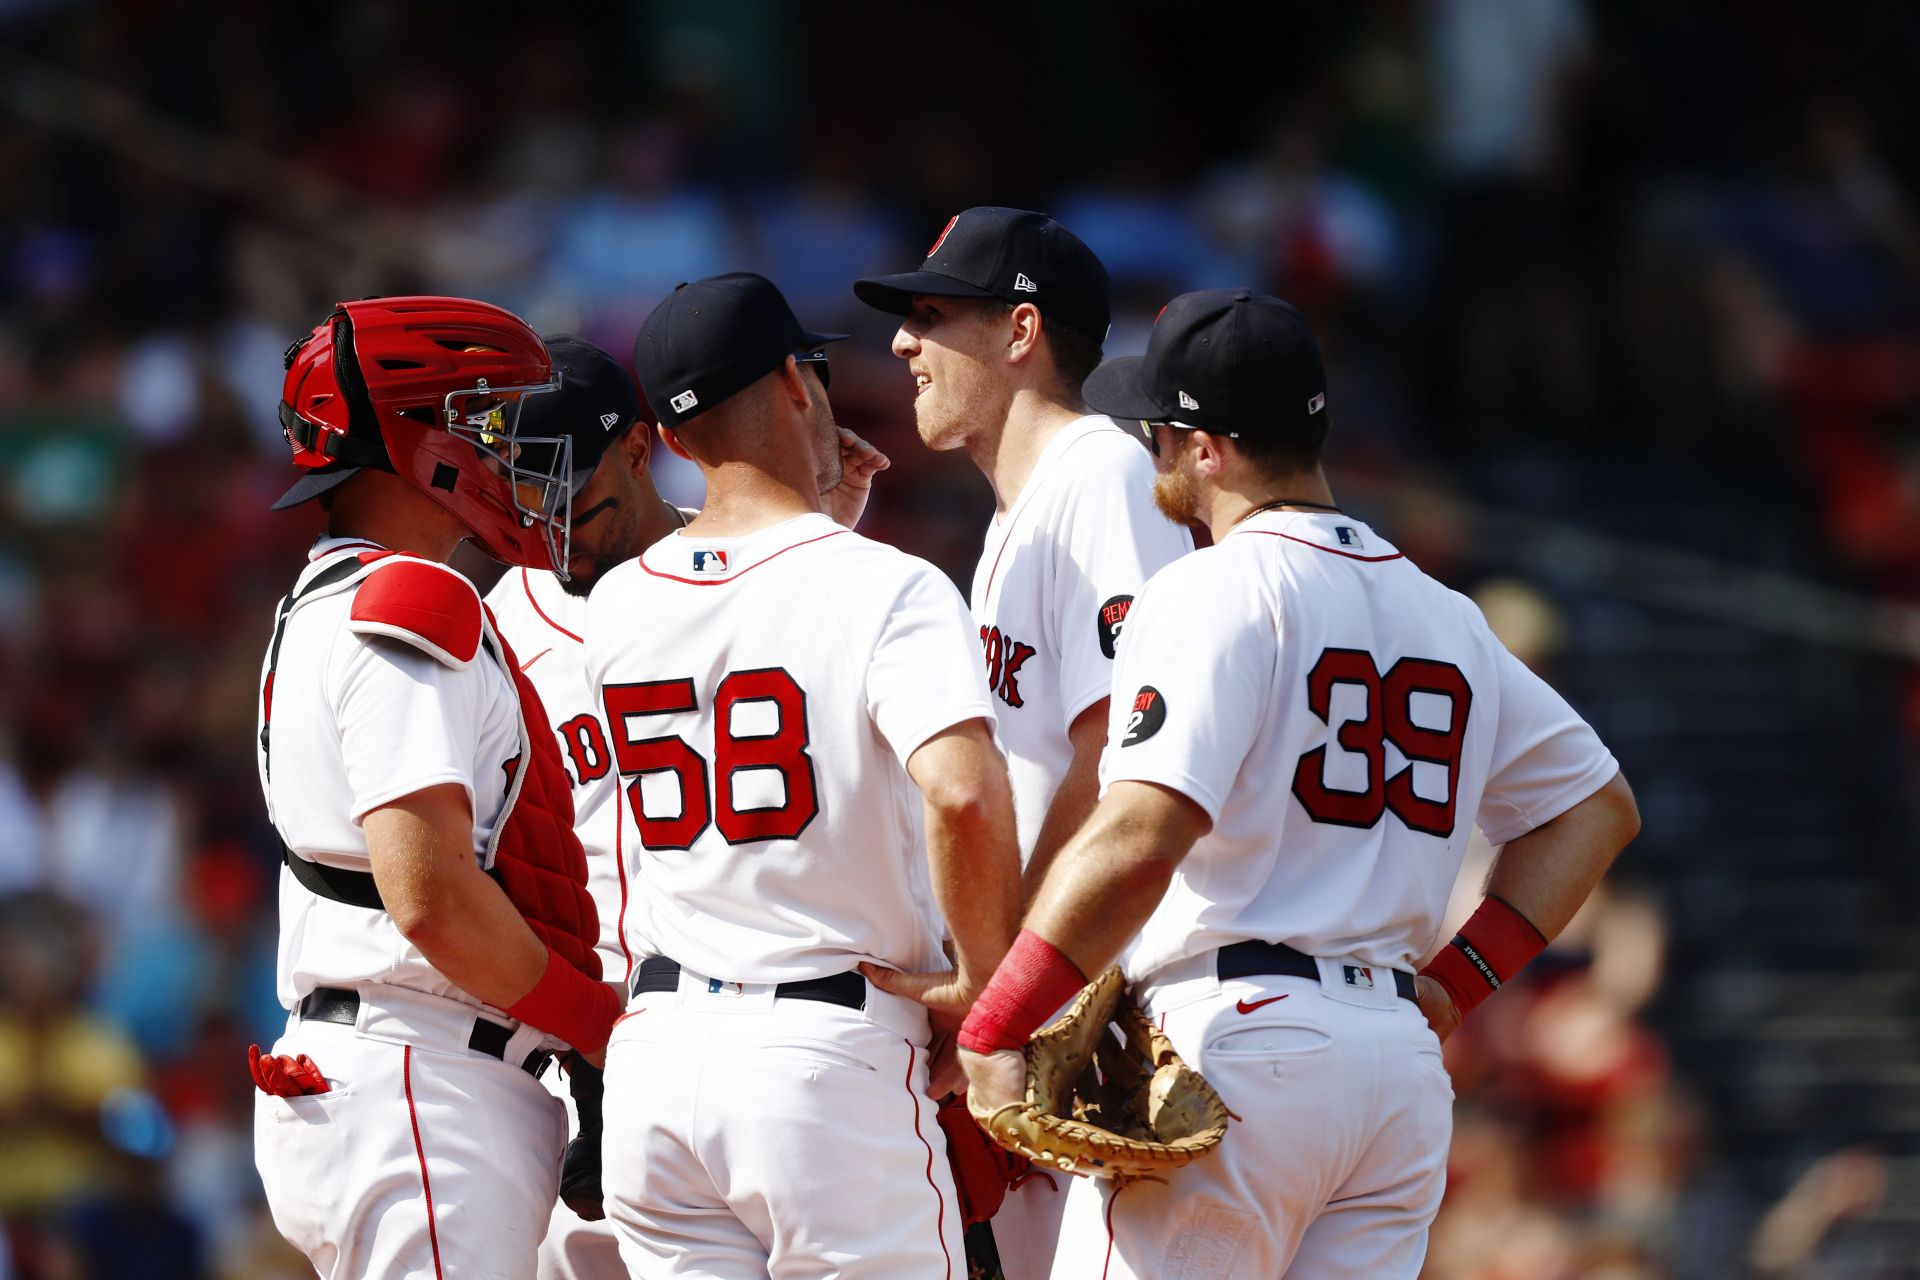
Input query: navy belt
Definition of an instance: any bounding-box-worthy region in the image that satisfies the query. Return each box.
[296,987,553,1078]
[629,956,867,1010]
[1216,940,1417,1003]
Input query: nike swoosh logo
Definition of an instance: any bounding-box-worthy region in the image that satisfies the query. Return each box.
[1235,995,1290,1015]
[519,648,553,673]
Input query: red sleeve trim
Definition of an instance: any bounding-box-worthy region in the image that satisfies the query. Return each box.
[349,560,484,667]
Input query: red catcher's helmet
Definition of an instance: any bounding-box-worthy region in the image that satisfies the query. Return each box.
[275,296,572,575]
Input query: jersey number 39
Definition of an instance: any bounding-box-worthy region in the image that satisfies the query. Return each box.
[1291,648,1472,836]
[603,668,819,849]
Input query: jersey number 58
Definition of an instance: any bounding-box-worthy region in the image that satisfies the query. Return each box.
[1291,648,1472,836]
[603,668,819,849]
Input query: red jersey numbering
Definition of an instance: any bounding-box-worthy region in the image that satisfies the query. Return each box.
[1290,649,1473,836]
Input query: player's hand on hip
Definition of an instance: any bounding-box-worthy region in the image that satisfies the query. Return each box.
[958,1046,1025,1114]
[822,428,890,529]
[858,961,979,1028]
[1414,974,1461,1043]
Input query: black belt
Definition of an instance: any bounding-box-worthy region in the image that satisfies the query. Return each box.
[1216,940,1417,1003]
[629,956,867,1010]
[296,987,553,1077]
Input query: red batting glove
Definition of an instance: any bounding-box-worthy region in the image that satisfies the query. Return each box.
[936,1093,1030,1227]
[248,1043,330,1097]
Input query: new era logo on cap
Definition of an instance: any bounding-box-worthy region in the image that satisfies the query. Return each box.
[1178,390,1200,412]
[1308,392,1326,415]
[1014,272,1038,293]
[670,390,699,414]
[600,411,621,431]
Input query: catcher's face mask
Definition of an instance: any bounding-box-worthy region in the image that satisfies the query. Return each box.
[443,376,571,575]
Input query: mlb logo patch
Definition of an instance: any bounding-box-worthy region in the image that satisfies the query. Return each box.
[1342,965,1374,990]
[692,549,729,574]
[670,389,699,414]
[707,978,744,997]
[1334,525,1363,550]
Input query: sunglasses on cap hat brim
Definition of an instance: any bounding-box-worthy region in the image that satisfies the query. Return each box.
[793,350,831,389]
[1132,418,1241,458]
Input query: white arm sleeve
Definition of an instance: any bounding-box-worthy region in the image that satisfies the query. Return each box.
[867,565,998,765]
[1474,644,1619,845]
[1051,440,1194,732]
[1097,559,1271,824]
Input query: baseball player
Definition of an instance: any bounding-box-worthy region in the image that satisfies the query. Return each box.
[483,334,688,1280]
[486,335,891,1278]
[958,289,1641,1278]
[252,298,620,1280]
[856,207,1193,1278]
[587,272,1023,1278]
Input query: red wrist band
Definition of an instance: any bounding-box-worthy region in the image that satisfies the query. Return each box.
[1419,895,1549,1023]
[958,930,1088,1054]
[506,946,623,1056]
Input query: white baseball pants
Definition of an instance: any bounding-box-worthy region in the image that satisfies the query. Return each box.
[253,984,567,1280]
[537,1065,625,1280]
[1051,956,1453,1279]
[602,969,965,1279]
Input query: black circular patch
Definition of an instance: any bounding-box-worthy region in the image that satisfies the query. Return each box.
[1096,594,1134,659]
[1121,685,1166,747]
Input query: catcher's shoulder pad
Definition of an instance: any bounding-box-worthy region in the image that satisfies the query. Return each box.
[347,558,484,668]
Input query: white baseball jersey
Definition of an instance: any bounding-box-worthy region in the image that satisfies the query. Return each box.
[257,537,523,1008]
[1105,510,1618,979]
[971,415,1192,859]
[585,512,992,982]
[486,567,631,983]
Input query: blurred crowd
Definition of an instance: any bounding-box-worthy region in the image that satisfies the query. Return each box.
[1,1,1917,1276]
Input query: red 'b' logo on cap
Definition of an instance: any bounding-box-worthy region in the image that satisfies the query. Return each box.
[926,215,960,259]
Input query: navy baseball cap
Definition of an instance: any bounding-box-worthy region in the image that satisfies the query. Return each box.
[854,207,1112,343]
[1084,289,1328,439]
[518,334,641,491]
[633,273,846,430]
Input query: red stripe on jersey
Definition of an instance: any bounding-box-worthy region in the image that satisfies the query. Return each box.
[521,570,585,643]
[615,798,633,986]
[403,1046,447,1280]
[636,530,849,586]
[1241,530,1406,563]
[905,1042,952,1280]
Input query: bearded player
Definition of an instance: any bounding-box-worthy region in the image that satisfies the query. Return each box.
[856,207,1192,1279]
[252,298,620,1279]
[485,334,889,1278]
[588,272,1021,1277]
[959,290,1641,1277]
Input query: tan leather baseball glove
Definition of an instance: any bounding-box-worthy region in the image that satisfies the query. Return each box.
[966,966,1230,1184]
